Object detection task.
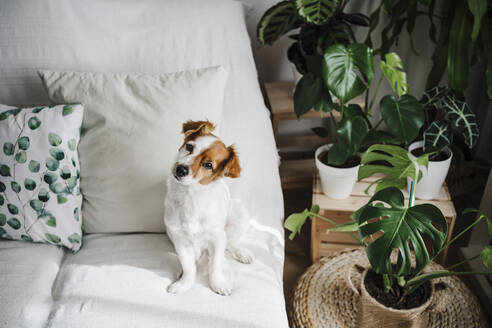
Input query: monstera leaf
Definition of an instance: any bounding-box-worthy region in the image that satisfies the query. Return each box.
[257,1,300,46]
[380,52,409,97]
[322,44,374,104]
[358,187,447,275]
[442,96,479,149]
[284,205,320,240]
[295,0,340,25]
[327,116,369,166]
[358,144,430,194]
[423,121,453,153]
[380,94,424,145]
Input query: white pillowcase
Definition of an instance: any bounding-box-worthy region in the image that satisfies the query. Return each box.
[0,104,83,251]
[39,67,228,233]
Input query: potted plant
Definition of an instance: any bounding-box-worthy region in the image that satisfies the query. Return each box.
[285,144,492,328]
[408,86,479,200]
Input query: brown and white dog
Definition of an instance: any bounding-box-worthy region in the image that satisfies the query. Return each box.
[164,120,253,296]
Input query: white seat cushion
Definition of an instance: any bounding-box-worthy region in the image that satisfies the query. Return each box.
[43,233,288,328]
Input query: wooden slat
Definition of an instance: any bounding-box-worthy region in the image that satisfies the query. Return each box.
[280,159,315,189]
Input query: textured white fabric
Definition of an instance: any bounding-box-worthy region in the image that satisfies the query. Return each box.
[42,233,288,328]
[0,104,83,251]
[39,68,228,233]
[0,240,64,328]
[0,0,286,327]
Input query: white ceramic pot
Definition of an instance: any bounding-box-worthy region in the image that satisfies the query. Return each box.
[408,141,452,200]
[315,144,360,199]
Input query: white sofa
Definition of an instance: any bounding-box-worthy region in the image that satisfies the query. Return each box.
[0,1,288,327]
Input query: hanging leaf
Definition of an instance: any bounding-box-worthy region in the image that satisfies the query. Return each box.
[257,1,300,46]
[49,148,65,161]
[28,160,40,173]
[481,15,492,99]
[30,199,44,213]
[68,139,77,151]
[294,74,324,117]
[0,165,11,177]
[442,96,479,149]
[15,151,27,163]
[358,144,430,194]
[21,234,33,242]
[57,195,67,204]
[468,0,487,42]
[358,187,447,275]
[7,203,19,215]
[7,218,21,230]
[380,52,409,97]
[45,215,56,227]
[60,165,71,180]
[481,246,492,269]
[62,105,74,116]
[32,107,45,114]
[0,195,3,206]
[49,182,66,194]
[327,116,369,166]
[74,207,80,221]
[68,233,81,244]
[420,85,450,106]
[38,188,50,202]
[295,0,340,25]
[66,176,77,190]
[0,213,5,225]
[28,117,42,130]
[48,133,62,147]
[0,108,21,121]
[43,172,58,184]
[380,94,424,145]
[45,233,61,244]
[3,142,14,156]
[46,157,60,171]
[18,136,30,151]
[10,182,21,193]
[447,1,471,92]
[423,121,453,153]
[24,178,37,191]
[0,181,5,192]
[322,44,374,103]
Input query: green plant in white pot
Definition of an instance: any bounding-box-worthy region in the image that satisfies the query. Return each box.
[408,86,479,200]
[285,144,492,328]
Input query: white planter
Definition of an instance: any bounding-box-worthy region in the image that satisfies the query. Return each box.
[315,144,360,199]
[408,141,453,200]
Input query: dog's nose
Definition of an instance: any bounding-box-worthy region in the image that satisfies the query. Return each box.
[175,165,189,178]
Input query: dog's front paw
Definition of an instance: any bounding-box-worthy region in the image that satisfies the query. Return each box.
[209,275,233,296]
[167,278,192,294]
[231,248,254,264]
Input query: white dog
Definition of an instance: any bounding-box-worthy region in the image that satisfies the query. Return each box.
[164,120,253,296]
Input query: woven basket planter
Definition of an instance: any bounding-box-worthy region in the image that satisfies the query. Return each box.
[289,248,487,328]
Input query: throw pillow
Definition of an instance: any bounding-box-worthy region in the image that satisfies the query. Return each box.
[39,67,228,233]
[0,104,83,251]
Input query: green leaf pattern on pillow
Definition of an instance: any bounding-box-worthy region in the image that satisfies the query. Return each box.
[0,104,83,251]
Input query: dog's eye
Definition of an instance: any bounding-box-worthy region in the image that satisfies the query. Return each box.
[202,162,213,170]
[185,144,194,153]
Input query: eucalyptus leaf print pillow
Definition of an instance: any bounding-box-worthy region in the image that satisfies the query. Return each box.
[0,103,83,251]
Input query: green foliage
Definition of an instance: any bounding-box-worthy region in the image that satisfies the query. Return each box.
[49,182,66,194]
[21,234,33,242]
[379,94,424,145]
[284,205,320,240]
[468,0,487,42]
[18,136,30,150]
[327,116,369,165]
[380,52,408,97]
[10,181,21,193]
[0,165,11,177]
[0,213,5,226]
[7,218,21,230]
[294,74,324,117]
[442,96,479,149]
[62,105,74,116]
[448,1,471,92]
[32,107,45,114]
[48,133,62,147]
[45,233,61,244]
[74,207,80,221]
[46,157,59,171]
[28,117,41,130]
[257,1,299,46]
[295,0,340,25]
[0,108,21,121]
[49,148,65,161]
[68,233,81,244]
[0,195,3,206]
[68,139,77,151]
[28,160,40,173]
[15,151,27,163]
[358,144,429,194]
[45,215,56,227]
[322,44,374,104]
[24,178,37,191]
[423,121,453,153]
[3,142,14,156]
[481,246,492,269]
[0,181,5,192]
[358,187,447,275]
[30,199,44,213]
[38,188,50,202]
[7,203,19,215]
[60,166,71,180]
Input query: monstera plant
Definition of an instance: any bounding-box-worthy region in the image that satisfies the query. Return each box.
[285,144,492,325]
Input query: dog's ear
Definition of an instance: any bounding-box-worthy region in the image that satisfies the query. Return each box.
[182,120,215,138]
[223,145,241,178]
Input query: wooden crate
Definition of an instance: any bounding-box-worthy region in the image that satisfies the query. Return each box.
[311,171,457,264]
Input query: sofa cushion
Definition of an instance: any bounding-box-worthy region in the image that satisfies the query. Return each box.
[44,232,288,328]
[39,67,228,233]
[0,104,83,250]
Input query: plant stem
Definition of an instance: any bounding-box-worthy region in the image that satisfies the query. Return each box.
[367,75,383,116]
[445,254,480,271]
[308,211,366,246]
[406,270,492,294]
[373,119,384,129]
[383,274,392,293]
[329,112,338,141]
